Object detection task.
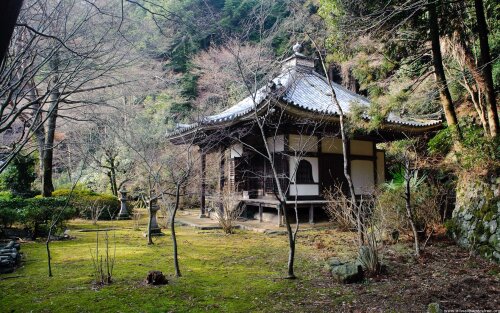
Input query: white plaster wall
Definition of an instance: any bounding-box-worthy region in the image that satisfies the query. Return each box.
[289,156,319,196]
[321,137,343,154]
[376,151,385,185]
[266,135,284,152]
[230,143,243,158]
[351,160,375,194]
[289,184,319,196]
[350,140,374,156]
[288,134,318,152]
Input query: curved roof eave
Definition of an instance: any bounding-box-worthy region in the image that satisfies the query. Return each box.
[167,98,441,142]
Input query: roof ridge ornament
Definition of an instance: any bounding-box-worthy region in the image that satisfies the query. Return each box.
[281,42,314,72]
[293,42,302,54]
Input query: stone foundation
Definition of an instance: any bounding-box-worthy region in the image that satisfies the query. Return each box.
[450,170,500,262]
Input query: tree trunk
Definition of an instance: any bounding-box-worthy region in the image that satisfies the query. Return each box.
[147,199,153,245]
[0,0,23,63]
[404,158,419,258]
[450,27,496,136]
[42,100,57,197]
[339,116,362,246]
[171,184,182,277]
[474,0,499,138]
[25,85,46,178]
[449,33,490,133]
[66,144,72,183]
[34,111,46,176]
[319,49,363,246]
[200,150,206,216]
[108,157,118,197]
[46,237,52,277]
[428,1,461,139]
[255,112,297,279]
[42,54,60,197]
[277,202,296,279]
[460,73,489,134]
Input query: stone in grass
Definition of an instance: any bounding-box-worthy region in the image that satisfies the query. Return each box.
[326,258,364,284]
[0,258,15,274]
[427,302,443,313]
[145,270,168,285]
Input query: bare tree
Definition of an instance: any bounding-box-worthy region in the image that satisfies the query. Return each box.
[76,120,134,196]
[0,0,139,196]
[160,141,200,277]
[190,1,337,279]
[191,41,274,116]
[306,35,364,245]
[216,48,328,279]
[213,185,245,234]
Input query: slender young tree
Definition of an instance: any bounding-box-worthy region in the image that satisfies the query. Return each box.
[161,140,202,277]
[309,37,363,246]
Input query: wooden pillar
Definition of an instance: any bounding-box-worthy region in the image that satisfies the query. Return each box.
[219,148,225,212]
[259,203,263,222]
[200,150,207,218]
[277,204,282,227]
[219,148,225,191]
[309,204,314,224]
[243,203,248,219]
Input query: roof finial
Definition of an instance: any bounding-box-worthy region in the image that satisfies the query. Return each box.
[292,42,302,53]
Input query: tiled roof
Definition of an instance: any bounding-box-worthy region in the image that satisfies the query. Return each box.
[168,60,441,137]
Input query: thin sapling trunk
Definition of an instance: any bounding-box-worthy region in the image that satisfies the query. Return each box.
[404,158,420,257]
[170,184,182,277]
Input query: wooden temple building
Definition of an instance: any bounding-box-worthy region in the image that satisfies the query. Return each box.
[167,44,441,225]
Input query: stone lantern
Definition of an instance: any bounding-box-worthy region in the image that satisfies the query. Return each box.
[148,198,163,236]
[116,187,131,220]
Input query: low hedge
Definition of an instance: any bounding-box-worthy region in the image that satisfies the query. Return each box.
[0,197,75,238]
[51,189,120,220]
[0,189,119,238]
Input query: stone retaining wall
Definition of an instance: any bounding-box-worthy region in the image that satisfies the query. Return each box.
[450,171,500,262]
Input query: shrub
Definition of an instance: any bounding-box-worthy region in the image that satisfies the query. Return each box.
[323,186,356,231]
[18,198,76,238]
[0,199,20,230]
[52,189,120,220]
[0,197,75,238]
[428,121,500,171]
[0,191,13,200]
[374,170,441,240]
[214,187,244,234]
[0,154,37,198]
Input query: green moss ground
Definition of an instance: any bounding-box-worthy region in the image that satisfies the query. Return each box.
[0,218,348,313]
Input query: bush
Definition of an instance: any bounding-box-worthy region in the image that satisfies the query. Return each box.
[0,154,37,198]
[323,186,357,231]
[18,198,76,238]
[52,189,120,220]
[0,199,20,229]
[0,197,75,238]
[374,170,441,240]
[0,191,13,200]
[428,122,500,170]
